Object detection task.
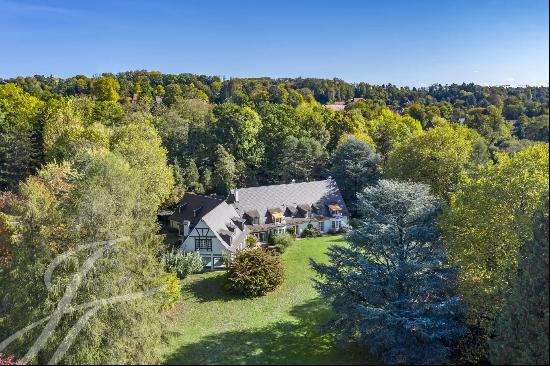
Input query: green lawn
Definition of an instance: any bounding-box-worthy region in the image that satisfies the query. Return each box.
[162,235,375,365]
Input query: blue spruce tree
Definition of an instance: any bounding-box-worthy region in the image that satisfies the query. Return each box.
[311,180,466,364]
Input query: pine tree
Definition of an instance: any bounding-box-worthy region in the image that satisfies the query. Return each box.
[202,167,213,193]
[181,158,203,193]
[0,130,41,191]
[329,137,380,211]
[213,144,236,196]
[489,193,549,365]
[312,180,466,365]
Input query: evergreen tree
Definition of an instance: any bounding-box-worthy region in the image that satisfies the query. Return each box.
[280,136,326,182]
[213,144,236,196]
[181,159,203,193]
[489,193,549,365]
[329,137,380,211]
[0,130,41,191]
[202,167,213,193]
[312,180,466,364]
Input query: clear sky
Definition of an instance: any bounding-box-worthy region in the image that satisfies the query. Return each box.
[1,0,548,86]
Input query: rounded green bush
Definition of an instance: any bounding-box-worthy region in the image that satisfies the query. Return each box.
[268,232,294,253]
[301,223,321,238]
[225,247,285,296]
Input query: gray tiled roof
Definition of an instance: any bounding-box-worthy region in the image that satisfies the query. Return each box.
[231,179,348,225]
[202,201,248,248]
[169,193,223,227]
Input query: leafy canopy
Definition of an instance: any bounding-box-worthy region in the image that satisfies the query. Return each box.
[440,143,549,330]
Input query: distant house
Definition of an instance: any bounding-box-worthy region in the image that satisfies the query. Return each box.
[169,179,349,269]
[324,101,346,111]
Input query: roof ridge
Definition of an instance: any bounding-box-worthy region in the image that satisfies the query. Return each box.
[236,178,331,190]
[184,191,224,201]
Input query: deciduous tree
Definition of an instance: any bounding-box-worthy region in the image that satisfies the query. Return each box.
[489,193,549,365]
[386,124,488,198]
[440,144,549,331]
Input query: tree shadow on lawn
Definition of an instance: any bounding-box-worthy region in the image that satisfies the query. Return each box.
[164,298,376,365]
[182,272,244,303]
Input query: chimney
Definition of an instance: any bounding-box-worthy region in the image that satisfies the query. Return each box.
[234,188,239,203]
[183,220,190,237]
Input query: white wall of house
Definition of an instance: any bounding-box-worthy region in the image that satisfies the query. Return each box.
[294,216,349,235]
[180,219,229,256]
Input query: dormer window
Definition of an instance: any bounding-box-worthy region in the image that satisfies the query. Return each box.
[328,203,342,216]
[297,203,312,218]
[245,209,260,225]
[272,211,284,224]
[267,208,285,224]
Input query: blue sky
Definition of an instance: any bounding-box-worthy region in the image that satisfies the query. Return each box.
[1,0,548,86]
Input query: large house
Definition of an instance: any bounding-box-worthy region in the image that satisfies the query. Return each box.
[169,179,349,269]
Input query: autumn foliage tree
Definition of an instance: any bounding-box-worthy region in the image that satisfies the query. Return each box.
[489,193,549,365]
[440,144,549,347]
[386,124,488,198]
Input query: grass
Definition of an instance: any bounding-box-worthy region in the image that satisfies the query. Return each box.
[162,235,375,365]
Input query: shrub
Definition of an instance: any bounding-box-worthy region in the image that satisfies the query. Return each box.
[268,232,294,253]
[246,234,258,248]
[301,223,321,238]
[162,250,203,279]
[286,226,297,238]
[225,247,285,296]
[159,272,182,309]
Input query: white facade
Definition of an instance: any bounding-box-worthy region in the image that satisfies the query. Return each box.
[252,215,349,243]
[294,216,348,236]
[181,219,235,270]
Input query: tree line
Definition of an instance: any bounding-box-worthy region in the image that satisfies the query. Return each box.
[0,71,548,364]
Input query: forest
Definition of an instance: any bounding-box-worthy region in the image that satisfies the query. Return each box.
[0,70,548,365]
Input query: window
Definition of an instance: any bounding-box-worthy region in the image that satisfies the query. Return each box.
[320,221,325,232]
[332,221,340,230]
[195,238,212,251]
[253,217,259,225]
